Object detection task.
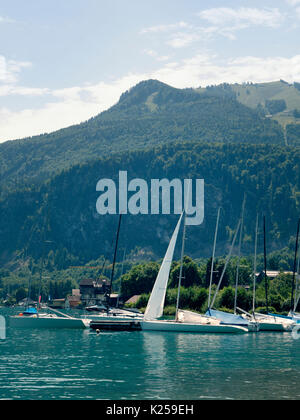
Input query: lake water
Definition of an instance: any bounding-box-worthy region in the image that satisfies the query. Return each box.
[0,308,300,400]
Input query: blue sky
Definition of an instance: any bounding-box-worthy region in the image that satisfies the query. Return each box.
[1,0,300,141]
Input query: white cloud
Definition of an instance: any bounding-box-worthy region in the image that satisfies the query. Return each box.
[284,1,300,21]
[196,7,284,40]
[166,32,202,48]
[1,53,300,142]
[0,16,15,24]
[198,7,283,29]
[141,8,285,49]
[0,55,32,84]
[140,21,189,34]
[0,85,50,96]
[143,50,170,62]
[143,25,205,49]
[286,0,300,5]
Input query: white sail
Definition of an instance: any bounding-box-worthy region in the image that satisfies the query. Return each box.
[144,214,183,321]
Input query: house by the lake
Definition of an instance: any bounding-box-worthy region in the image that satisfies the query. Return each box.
[79,278,112,306]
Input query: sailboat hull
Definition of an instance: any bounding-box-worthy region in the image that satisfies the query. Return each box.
[141,320,248,334]
[254,314,295,332]
[257,322,288,332]
[9,315,90,329]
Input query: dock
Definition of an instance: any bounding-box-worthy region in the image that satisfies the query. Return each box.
[90,320,142,331]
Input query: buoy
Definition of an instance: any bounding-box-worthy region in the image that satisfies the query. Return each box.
[96,329,100,335]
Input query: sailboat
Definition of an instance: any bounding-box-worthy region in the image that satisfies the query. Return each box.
[10,237,91,330]
[86,307,143,322]
[141,213,248,334]
[240,215,293,332]
[265,218,300,327]
[205,201,259,332]
[290,254,300,320]
[85,215,144,327]
[288,218,300,322]
[10,306,91,329]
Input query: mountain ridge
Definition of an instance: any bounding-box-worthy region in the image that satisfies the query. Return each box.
[0,79,285,193]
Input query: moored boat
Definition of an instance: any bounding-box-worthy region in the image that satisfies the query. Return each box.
[253,313,295,332]
[141,320,248,334]
[141,213,249,335]
[205,204,259,333]
[237,215,294,332]
[83,308,143,322]
[10,307,91,330]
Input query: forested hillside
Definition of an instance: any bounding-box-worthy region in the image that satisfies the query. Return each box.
[0,141,299,269]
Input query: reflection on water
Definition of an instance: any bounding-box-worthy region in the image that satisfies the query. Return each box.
[0,308,300,400]
[142,331,300,400]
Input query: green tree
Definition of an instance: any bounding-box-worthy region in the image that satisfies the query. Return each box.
[15,287,27,303]
[120,262,160,300]
[169,256,203,288]
[219,287,235,309]
[265,99,287,114]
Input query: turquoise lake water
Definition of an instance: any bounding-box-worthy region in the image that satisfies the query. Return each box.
[0,308,300,400]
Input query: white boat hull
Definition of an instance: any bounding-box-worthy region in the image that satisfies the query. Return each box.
[10,315,90,330]
[258,321,287,332]
[253,314,295,332]
[141,320,248,334]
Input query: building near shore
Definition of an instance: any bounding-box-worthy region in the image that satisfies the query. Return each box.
[79,278,111,306]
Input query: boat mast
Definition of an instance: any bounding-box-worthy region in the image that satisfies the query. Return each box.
[234,196,246,315]
[252,214,259,316]
[209,218,241,310]
[107,214,123,313]
[37,205,51,312]
[37,253,44,312]
[291,218,300,312]
[175,183,191,321]
[24,224,37,311]
[294,256,300,312]
[37,229,47,313]
[26,251,33,310]
[175,211,187,321]
[98,235,117,283]
[263,216,269,313]
[117,248,127,308]
[208,208,221,309]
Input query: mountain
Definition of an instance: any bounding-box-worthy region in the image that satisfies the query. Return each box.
[0,79,284,192]
[0,79,299,272]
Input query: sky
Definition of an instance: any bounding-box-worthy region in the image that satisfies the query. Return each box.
[1,0,300,142]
